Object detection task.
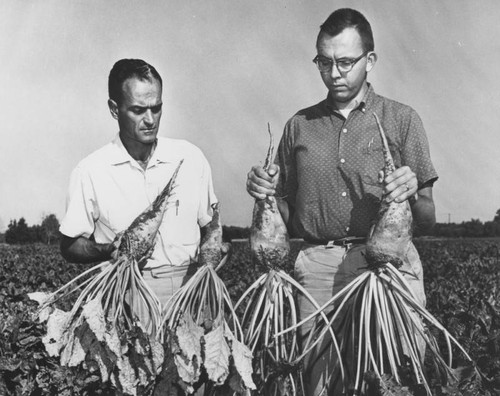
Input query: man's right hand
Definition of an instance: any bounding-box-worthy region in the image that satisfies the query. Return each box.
[246,164,280,200]
[109,231,125,260]
[61,235,116,264]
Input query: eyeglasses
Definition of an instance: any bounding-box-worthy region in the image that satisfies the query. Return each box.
[312,51,369,73]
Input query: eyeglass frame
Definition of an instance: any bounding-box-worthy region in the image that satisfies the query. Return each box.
[312,51,370,73]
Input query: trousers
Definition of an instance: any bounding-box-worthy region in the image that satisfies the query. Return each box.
[294,242,426,396]
[140,264,205,396]
[142,264,191,305]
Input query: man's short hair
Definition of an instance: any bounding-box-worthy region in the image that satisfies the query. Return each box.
[319,8,374,52]
[108,59,162,103]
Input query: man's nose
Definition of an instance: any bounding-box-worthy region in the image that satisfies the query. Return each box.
[330,63,342,79]
[143,109,154,125]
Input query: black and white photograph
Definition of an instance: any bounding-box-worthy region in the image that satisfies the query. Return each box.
[1,1,499,395]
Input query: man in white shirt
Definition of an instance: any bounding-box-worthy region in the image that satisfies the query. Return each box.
[60,58,218,305]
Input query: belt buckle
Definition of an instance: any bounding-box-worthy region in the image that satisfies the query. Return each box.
[326,238,352,249]
[324,238,360,249]
[325,240,336,249]
[341,238,354,248]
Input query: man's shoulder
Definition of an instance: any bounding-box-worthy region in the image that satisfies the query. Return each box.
[157,136,206,158]
[156,137,211,171]
[75,141,117,171]
[371,91,419,117]
[293,98,328,118]
[283,99,329,131]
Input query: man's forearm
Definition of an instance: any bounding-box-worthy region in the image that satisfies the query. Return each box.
[276,197,292,231]
[60,235,114,264]
[411,189,436,234]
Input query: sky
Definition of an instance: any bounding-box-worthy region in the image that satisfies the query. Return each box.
[1,0,500,231]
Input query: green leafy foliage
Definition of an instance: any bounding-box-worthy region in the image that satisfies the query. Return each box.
[414,238,500,394]
[0,244,115,395]
[1,238,500,395]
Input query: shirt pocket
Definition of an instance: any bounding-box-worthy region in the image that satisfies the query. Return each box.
[360,140,385,201]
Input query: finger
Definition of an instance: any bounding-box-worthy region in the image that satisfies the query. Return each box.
[378,170,384,184]
[221,242,232,255]
[267,164,280,177]
[246,180,274,200]
[246,166,278,199]
[383,169,415,199]
[251,165,275,182]
[215,253,229,272]
[248,174,277,190]
[108,243,120,260]
[384,168,415,191]
[384,166,413,183]
[386,180,416,203]
[394,182,414,203]
[246,175,276,193]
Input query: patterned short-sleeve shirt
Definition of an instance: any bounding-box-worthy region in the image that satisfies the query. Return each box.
[276,84,438,241]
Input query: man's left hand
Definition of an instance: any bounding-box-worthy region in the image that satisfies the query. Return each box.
[214,242,232,272]
[379,166,417,203]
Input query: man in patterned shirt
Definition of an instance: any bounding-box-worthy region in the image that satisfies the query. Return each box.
[246,8,438,395]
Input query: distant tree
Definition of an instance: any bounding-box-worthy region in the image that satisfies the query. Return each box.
[463,219,484,238]
[484,221,500,237]
[493,209,500,224]
[41,214,61,244]
[222,225,250,242]
[5,218,31,244]
[432,222,465,238]
[4,217,50,244]
[30,224,43,243]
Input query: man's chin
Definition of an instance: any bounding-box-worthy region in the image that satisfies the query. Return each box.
[329,92,352,105]
[141,132,158,143]
[329,85,349,95]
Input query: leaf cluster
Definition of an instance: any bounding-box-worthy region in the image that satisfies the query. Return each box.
[2,239,500,395]
[415,238,500,394]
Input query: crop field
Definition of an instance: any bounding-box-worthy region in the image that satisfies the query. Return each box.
[1,238,499,395]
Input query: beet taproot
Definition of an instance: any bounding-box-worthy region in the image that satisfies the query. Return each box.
[249,124,290,271]
[364,113,412,269]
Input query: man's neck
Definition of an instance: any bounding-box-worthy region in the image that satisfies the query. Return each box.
[332,81,369,116]
[119,134,157,164]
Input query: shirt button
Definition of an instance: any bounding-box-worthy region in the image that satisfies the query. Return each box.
[341,191,347,197]
[340,158,345,164]
[345,226,350,232]
[342,128,347,133]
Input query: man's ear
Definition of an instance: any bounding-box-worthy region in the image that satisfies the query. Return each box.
[366,51,377,72]
[108,99,119,120]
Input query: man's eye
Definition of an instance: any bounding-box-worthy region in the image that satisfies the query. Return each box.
[151,105,162,114]
[132,108,146,115]
[337,60,352,68]
[319,59,332,67]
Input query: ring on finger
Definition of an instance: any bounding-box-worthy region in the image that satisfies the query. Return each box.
[404,183,410,191]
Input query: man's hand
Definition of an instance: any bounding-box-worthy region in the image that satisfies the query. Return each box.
[246,164,280,200]
[379,165,417,203]
[60,235,116,264]
[378,166,436,233]
[215,242,232,271]
[110,231,125,261]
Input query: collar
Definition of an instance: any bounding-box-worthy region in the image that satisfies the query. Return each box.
[108,134,176,166]
[325,83,375,114]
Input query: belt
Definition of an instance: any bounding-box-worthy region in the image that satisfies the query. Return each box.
[303,236,366,248]
[141,264,190,279]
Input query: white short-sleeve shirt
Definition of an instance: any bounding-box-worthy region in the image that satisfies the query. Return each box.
[60,135,217,268]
